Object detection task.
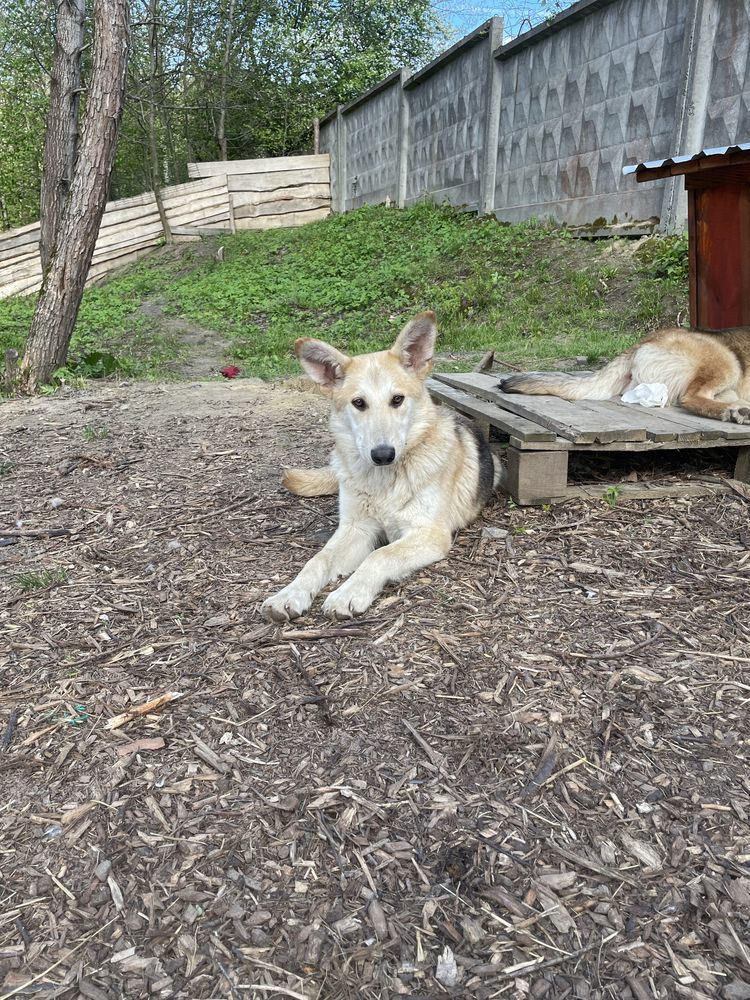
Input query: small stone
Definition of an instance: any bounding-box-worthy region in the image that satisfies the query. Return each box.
[482,526,508,540]
[94,860,112,881]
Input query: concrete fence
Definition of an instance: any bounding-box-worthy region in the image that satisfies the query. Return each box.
[320,0,750,232]
[0,154,331,299]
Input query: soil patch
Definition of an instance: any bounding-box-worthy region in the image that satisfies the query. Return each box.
[1,380,749,1000]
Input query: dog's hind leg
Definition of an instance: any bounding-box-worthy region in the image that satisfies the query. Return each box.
[680,370,750,424]
[261,519,381,622]
[322,526,452,619]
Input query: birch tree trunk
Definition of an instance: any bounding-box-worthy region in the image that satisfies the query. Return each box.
[39,0,86,274]
[20,0,130,393]
[217,0,235,160]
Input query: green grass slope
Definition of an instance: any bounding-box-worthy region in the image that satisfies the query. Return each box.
[0,203,689,382]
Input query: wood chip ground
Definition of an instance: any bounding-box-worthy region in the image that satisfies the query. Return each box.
[1,380,749,1000]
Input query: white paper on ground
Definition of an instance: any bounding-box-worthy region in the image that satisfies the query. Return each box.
[621,382,669,408]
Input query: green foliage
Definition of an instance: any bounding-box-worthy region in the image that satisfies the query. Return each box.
[1,0,447,220]
[82,423,110,441]
[635,234,689,284]
[16,567,69,592]
[0,204,690,380]
[603,484,622,507]
[0,0,54,227]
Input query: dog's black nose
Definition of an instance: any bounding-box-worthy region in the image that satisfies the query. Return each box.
[371,445,396,466]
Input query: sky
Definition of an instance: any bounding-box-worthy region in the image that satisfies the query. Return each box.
[437,0,561,41]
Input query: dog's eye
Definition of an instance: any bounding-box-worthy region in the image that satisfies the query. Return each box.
[391,394,405,407]
[351,397,367,410]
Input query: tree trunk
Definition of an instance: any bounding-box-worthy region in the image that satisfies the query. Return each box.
[147,0,172,242]
[39,0,86,274]
[20,0,130,393]
[217,0,235,160]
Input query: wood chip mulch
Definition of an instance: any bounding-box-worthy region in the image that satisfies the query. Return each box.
[1,380,749,1000]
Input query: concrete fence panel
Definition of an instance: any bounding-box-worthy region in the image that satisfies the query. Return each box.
[318,0,750,232]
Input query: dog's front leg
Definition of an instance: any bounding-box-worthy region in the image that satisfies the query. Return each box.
[323,527,452,619]
[261,518,380,622]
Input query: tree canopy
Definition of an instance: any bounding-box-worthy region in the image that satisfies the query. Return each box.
[0,0,447,228]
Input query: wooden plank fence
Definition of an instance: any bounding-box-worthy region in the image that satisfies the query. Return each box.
[189,154,331,231]
[0,154,331,299]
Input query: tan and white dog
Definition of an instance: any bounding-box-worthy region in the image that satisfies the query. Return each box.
[499,327,750,423]
[261,312,498,621]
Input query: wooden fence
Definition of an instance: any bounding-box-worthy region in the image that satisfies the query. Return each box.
[0,154,330,300]
[188,154,331,231]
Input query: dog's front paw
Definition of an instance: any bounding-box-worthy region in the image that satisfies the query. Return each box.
[322,578,376,620]
[261,584,313,622]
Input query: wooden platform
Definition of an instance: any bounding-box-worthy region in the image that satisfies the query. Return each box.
[427,372,750,505]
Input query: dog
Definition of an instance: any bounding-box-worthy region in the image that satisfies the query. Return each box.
[499,327,750,424]
[261,311,499,621]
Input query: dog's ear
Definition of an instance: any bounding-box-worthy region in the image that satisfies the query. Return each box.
[391,311,437,377]
[295,338,350,387]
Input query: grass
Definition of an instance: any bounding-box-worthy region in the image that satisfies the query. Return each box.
[0,203,689,382]
[16,567,68,592]
[83,423,110,441]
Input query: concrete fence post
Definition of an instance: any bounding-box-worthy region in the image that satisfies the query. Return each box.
[396,68,411,208]
[335,106,347,213]
[479,16,504,217]
[661,0,709,233]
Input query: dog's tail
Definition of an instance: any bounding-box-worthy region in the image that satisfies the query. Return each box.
[282,466,339,496]
[498,350,633,401]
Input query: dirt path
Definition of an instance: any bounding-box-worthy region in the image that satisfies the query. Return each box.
[1,380,749,1000]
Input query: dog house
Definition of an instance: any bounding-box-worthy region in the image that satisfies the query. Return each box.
[623,142,750,331]
[427,143,750,504]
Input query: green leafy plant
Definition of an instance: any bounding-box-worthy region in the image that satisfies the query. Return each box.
[16,568,68,592]
[83,424,110,441]
[603,485,622,507]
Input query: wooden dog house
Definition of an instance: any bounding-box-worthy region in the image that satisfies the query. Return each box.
[623,142,750,331]
[426,143,750,504]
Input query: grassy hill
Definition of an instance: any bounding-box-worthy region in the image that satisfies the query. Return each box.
[0,202,689,384]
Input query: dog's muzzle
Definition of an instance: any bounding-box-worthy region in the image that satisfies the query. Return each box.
[370,445,396,466]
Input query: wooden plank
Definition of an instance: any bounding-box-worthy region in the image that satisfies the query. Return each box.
[0,245,39,265]
[505,447,569,505]
[94,222,163,252]
[584,399,689,442]
[509,435,747,453]
[233,197,330,220]
[170,225,233,236]
[734,447,750,483]
[0,277,41,299]
[189,154,329,178]
[426,378,561,444]
[99,201,159,228]
[230,182,330,206]
[166,201,231,225]
[159,176,227,199]
[434,371,750,444]
[227,167,330,192]
[234,207,331,230]
[433,372,636,444]
[0,227,41,252]
[161,188,229,214]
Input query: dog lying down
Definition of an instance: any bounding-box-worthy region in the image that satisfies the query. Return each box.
[261,312,499,622]
[499,327,750,424]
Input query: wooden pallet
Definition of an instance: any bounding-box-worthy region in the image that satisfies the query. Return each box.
[427,372,750,505]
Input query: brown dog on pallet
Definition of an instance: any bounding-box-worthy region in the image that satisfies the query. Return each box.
[499,328,750,424]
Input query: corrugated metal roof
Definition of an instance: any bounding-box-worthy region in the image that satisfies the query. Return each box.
[622,142,750,176]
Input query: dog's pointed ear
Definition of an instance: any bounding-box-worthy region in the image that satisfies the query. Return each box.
[295,338,350,387]
[391,311,437,378]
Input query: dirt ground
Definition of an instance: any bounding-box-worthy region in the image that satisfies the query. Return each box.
[1,379,749,1000]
